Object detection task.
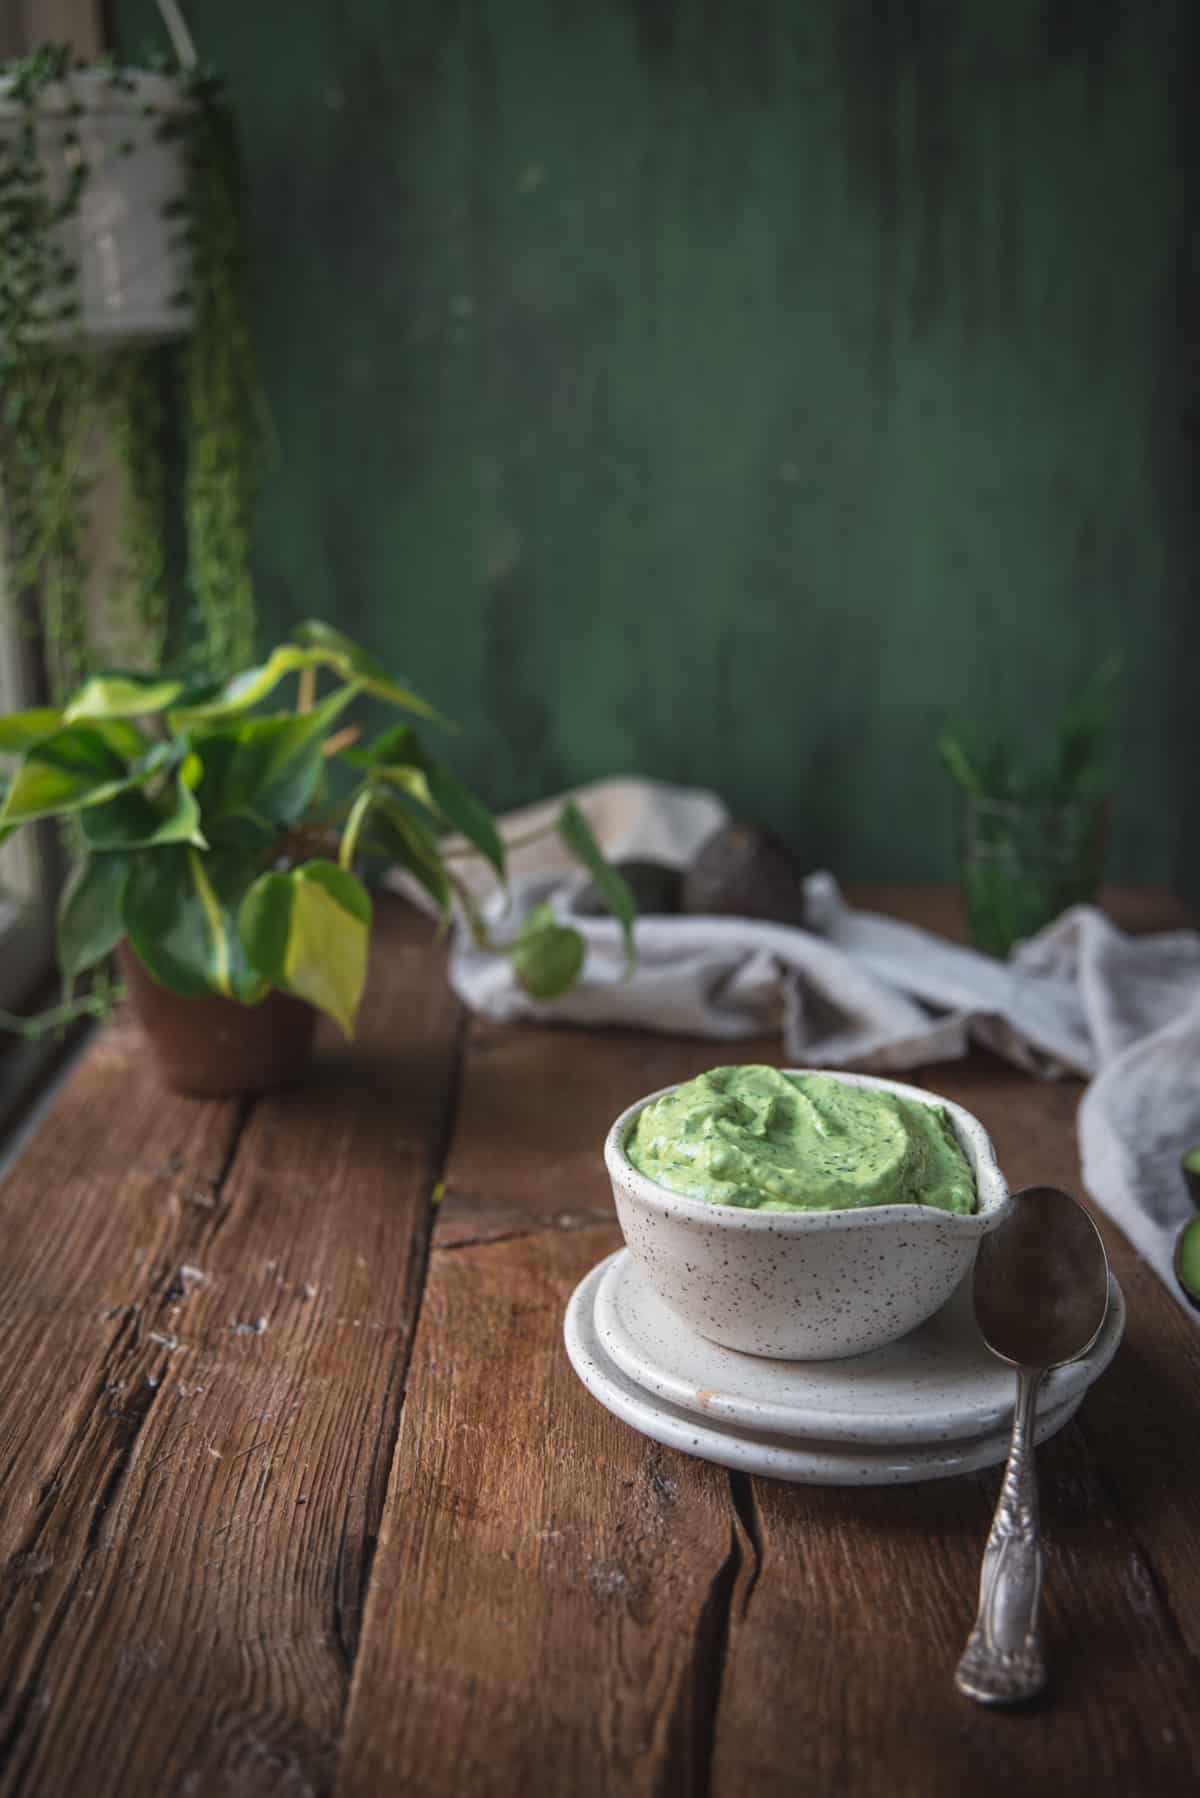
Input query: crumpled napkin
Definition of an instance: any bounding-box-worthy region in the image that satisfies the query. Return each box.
[392,777,1200,1315]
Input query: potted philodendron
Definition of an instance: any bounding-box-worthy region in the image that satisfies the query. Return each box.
[0,621,635,1094]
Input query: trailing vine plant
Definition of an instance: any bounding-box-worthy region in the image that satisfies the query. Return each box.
[0,43,260,691]
[0,45,91,697]
[172,64,261,676]
[2,350,96,700]
[104,348,170,670]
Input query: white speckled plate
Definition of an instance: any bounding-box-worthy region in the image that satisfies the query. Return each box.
[564,1252,1124,1487]
[593,1249,1125,1445]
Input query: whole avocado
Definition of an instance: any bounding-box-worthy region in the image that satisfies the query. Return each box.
[682,821,809,926]
[572,858,683,917]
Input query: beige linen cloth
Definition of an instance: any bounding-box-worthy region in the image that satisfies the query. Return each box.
[389,776,1200,1315]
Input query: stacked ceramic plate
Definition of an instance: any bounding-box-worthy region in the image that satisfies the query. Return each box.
[565,1249,1125,1486]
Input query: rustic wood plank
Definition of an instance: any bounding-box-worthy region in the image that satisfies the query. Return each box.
[336,1224,738,1798]
[0,900,462,1798]
[0,1010,242,1774]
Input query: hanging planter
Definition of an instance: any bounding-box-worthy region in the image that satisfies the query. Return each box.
[0,34,261,699]
[0,61,193,350]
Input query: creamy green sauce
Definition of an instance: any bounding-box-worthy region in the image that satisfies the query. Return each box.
[626,1065,976,1214]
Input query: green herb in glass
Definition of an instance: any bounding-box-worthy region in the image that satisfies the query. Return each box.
[938,658,1119,957]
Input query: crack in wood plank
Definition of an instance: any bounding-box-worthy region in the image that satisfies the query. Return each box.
[661,1512,743,1798]
[332,1008,471,1680]
[729,1472,764,1623]
[432,1205,615,1253]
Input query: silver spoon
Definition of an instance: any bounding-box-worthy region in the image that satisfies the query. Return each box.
[955,1185,1110,1706]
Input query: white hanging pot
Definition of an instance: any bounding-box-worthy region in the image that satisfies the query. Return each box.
[0,69,194,349]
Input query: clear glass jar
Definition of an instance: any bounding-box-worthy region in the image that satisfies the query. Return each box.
[960,795,1108,957]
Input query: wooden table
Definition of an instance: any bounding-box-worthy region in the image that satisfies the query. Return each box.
[1,890,1197,1797]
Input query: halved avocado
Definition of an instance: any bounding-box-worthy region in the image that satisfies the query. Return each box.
[1183,1145,1200,1210]
[1175,1216,1200,1309]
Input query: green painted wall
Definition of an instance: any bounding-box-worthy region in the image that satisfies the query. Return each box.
[118,1,1199,891]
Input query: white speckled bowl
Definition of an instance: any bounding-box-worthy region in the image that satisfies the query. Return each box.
[604,1069,1012,1361]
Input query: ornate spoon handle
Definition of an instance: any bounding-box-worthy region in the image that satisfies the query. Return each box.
[955,1366,1046,1705]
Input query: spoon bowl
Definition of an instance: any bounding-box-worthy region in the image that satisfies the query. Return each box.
[973,1185,1110,1370]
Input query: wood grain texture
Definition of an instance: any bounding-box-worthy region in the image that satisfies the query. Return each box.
[336,1224,739,1798]
[0,1013,242,1778]
[0,902,461,1797]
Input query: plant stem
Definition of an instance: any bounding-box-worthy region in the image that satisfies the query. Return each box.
[323,723,360,757]
[444,866,495,949]
[339,788,375,871]
[0,986,125,1039]
[298,666,315,713]
[441,815,563,862]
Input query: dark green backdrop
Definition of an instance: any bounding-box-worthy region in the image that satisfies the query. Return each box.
[117,1,1198,891]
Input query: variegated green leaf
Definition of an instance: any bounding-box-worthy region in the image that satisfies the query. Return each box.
[190,684,360,840]
[360,789,451,913]
[290,621,440,715]
[557,801,636,968]
[65,673,186,722]
[342,724,426,770]
[425,762,506,875]
[0,708,63,753]
[57,853,130,978]
[172,637,436,727]
[240,860,371,1036]
[1,723,149,824]
[123,846,268,1002]
[82,754,206,850]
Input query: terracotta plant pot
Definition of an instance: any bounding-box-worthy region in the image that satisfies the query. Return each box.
[117,943,318,1097]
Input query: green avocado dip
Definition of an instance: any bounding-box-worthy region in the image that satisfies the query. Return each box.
[625,1065,976,1214]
